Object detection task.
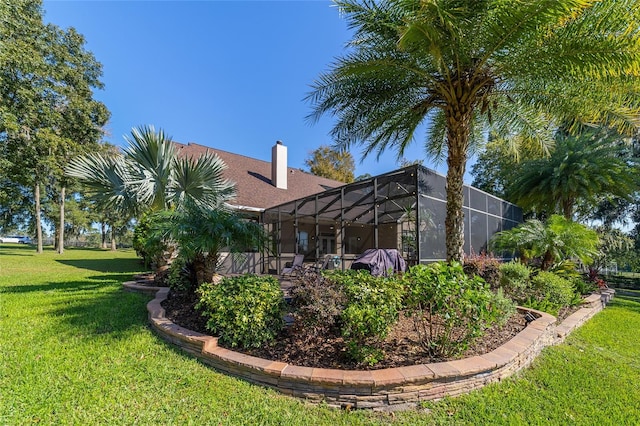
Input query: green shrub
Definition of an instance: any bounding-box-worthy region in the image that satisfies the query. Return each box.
[568,291,584,307]
[324,270,405,365]
[345,342,384,367]
[492,288,517,327]
[403,262,508,358]
[531,271,575,308]
[522,296,560,316]
[166,256,196,293]
[196,275,284,348]
[573,277,597,296]
[132,212,166,268]
[499,261,532,301]
[549,260,582,280]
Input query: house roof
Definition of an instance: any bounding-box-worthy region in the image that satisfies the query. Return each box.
[174,142,345,211]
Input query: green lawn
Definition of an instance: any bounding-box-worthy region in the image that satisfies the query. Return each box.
[1,245,639,425]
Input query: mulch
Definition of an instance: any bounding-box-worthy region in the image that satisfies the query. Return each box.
[161,290,532,370]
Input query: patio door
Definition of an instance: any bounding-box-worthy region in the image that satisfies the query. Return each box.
[319,235,335,255]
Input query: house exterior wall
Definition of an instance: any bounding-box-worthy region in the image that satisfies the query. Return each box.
[217,252,261,274]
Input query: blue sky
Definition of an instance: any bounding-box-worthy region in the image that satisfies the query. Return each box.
[42,0,443,179]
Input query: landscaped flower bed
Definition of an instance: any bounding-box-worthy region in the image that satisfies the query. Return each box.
[125,280,608,411]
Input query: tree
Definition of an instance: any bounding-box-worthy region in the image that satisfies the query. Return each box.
[490,215,599,271]
[508,128,639,219]
[305,145,355,183]
[591,227,634,274]
[0,1,109,253]
[589,135,640,227]
[470,133,545,200]
[308,0,640,262]
[68,126,235,217]
[0,168,31,234]
[150,205,266,286]
[68,125,238,271]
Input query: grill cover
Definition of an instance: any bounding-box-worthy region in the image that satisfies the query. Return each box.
[350,249,406,276]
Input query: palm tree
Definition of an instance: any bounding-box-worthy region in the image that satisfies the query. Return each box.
[150,205,266,285]
[508,128,639,219]
[308,0,640,262]
[67,125,235,216]
[67,125,237,274]
[490,215,598,271]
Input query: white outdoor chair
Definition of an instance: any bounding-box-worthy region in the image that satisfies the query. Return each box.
[282,254,305,276]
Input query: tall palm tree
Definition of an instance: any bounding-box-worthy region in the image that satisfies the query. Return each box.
[508,128,639,219]
[308,0,640,262]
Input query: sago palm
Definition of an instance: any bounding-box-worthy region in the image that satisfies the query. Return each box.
[308,0,640,261]
[508,128,639,219]
[490,215,598,270]
[150,204,266,285]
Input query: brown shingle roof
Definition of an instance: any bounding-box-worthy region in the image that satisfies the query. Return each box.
[174,142,344,210]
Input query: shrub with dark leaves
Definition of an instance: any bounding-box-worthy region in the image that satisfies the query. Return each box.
[404,262,511,358]
[290,271,346,336]
[324,270,405,365]
[464,253,502,289]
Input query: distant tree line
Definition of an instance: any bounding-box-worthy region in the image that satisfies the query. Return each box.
[0,0,111,252]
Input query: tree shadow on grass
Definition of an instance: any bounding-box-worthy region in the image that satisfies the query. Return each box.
[1,280,105,294]
[3,278,154,339]
[56,258,145,274]
[611,295,640,314]
[0,244,38,256]
[1,274,138,294]
[48,287,153,338]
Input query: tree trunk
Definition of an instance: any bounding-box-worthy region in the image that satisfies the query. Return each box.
[57,186,65,254]
[203,252,219,285]
[110,224,116,251]
[153,243,177,285]
[194,252,220,286]
[34,181,43,254]
[193,253,206,286]
[444,102,473,263]
[541,250,554,271]
[562,198,574,220]
[101,222,107,249]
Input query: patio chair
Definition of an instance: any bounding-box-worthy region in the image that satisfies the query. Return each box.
[281,254,304,276]
[307,254,340,274]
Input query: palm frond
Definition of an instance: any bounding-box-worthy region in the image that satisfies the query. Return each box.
[486,91,556,157]
[66,152,140,216]
[123,125,176,209]
[424,109,447,164]
[170,151,236,211]
[507,129,638,217]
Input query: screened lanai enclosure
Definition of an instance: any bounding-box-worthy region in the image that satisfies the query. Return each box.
[262,165,523,274]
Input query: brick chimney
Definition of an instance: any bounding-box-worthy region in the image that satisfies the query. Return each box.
[271,140,287,190]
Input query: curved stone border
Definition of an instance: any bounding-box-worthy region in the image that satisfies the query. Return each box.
[122,281,162,297]
[123,281,608,411]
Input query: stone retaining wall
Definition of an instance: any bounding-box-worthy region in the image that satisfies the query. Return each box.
[125,282,607,411]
